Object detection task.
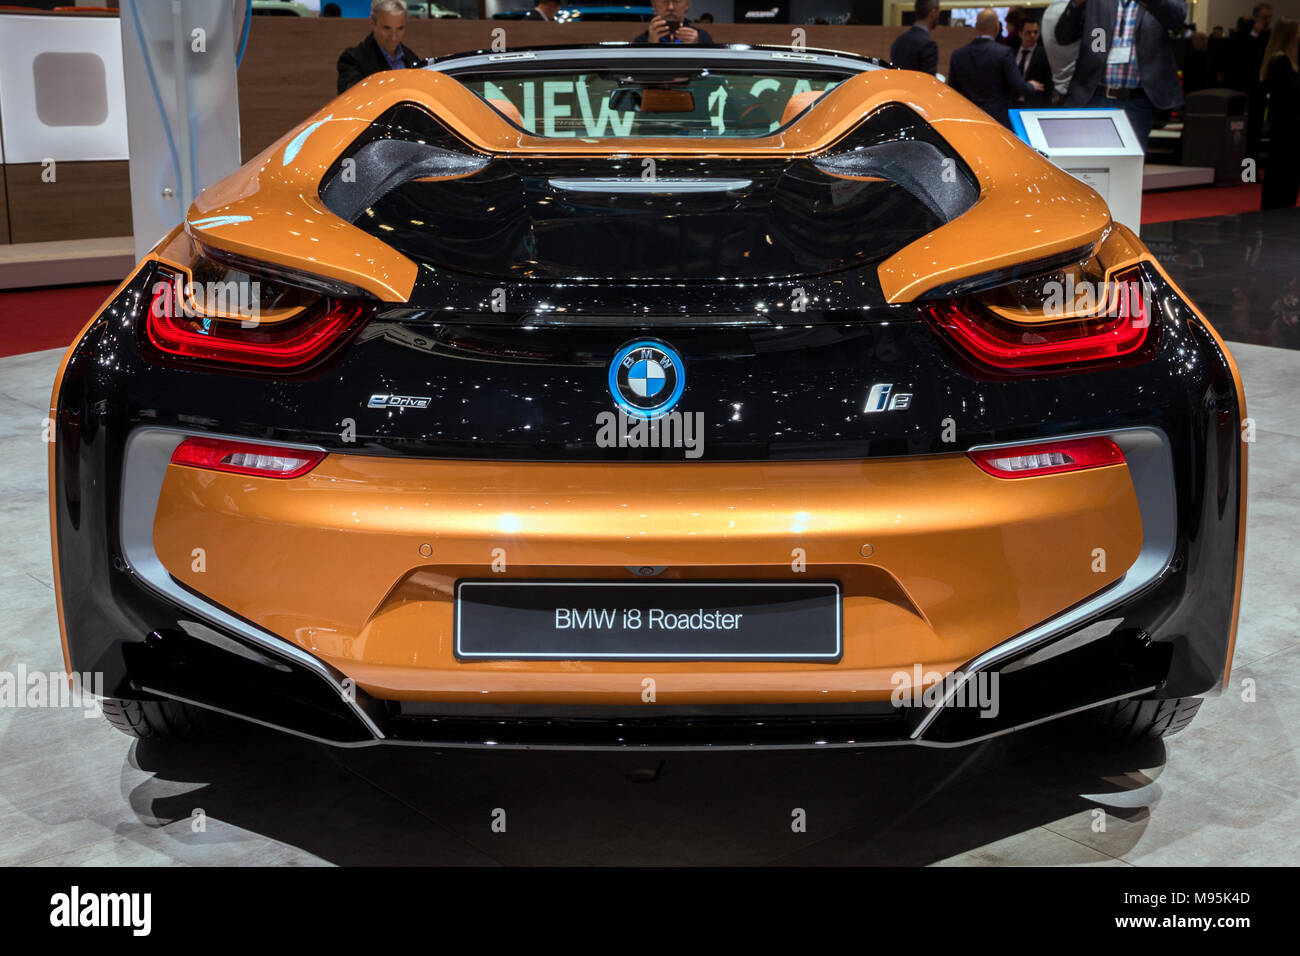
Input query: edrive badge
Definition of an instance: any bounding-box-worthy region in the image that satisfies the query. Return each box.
[608,340,685,419]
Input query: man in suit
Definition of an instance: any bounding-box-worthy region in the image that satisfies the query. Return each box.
[337,0,424,95]
[522,0,562,20]
[1013,18,1053,105]
[890,0,941,75]
[1054,0,1189,150]
[949,8,1043,127]
[633,0,714,43]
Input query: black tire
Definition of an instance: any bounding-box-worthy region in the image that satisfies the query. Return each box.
[100,698,229,740]
[1097,696,1203,740]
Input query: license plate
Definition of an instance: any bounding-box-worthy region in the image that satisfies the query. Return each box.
[454,580,842,661]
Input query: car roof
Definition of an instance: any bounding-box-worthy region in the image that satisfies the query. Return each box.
[424,43,889,76]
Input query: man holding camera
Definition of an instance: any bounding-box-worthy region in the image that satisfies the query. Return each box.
[633,0,715,43]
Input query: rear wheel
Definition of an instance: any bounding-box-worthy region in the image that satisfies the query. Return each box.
[101,698,230,740]
[1097,696,1203,740]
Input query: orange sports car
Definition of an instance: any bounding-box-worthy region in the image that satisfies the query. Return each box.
[49,44,1245,748]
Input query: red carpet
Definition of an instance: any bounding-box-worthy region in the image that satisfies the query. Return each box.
[1141,182,1292,224]
[0,282,117,359]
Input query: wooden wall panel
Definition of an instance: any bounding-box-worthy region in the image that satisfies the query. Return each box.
[4,161,133,244]
[236,19,974,161]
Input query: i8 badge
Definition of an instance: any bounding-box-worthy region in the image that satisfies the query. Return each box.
[608,340,685,419]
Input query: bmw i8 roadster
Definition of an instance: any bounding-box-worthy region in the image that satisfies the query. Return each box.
[50,44,1246,748]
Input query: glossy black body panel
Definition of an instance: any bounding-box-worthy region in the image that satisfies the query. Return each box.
[359,156,942,281]
[328,101,976,284]
[50,263,1245,746]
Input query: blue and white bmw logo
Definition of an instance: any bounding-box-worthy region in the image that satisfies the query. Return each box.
[608,339,685,419]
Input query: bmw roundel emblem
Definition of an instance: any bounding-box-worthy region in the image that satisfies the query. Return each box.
[608,339,685,419]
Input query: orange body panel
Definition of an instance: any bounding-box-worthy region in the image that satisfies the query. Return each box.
[185,68,1110,304]
[151,453,1142,704]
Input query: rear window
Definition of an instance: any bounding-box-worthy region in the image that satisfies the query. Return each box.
[453,69,847,138]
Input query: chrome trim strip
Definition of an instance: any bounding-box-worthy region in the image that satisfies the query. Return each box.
[910,426,1176,739]
[911,686,1159,750]
[548,177,752,194]
[137,686,382,749]
[119,427,386,740]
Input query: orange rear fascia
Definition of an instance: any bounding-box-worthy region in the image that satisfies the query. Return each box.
[152,452,1143,705]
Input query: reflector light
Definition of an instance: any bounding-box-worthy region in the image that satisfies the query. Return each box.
[171,437,325,479]
[925,266,1152,370]
[968,437,1125,478]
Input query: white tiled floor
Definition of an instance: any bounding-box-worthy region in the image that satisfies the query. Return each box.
[0,341,1295,866]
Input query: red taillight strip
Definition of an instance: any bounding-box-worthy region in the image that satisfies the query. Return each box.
[968,436,1125,478]
[170,437,326,479]
[925,267,1151,370]
[145,270,368,370]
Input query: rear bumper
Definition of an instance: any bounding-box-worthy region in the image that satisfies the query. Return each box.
[89,425,1185,749]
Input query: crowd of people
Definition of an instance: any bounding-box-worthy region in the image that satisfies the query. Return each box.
[336,0,1299,210]
[890,0,1298,210]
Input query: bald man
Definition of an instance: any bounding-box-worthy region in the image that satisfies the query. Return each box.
[948,8,1043,126]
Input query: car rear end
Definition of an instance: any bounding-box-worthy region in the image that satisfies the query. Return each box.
[49,47,1246,748]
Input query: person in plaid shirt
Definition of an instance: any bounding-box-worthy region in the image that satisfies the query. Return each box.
[1055,0,1188,149]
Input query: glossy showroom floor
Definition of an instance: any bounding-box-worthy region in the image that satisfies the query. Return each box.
[0,344,1296,866]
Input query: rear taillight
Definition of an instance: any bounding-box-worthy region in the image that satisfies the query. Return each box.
[968,436,1124,478]
[171,437,325,479]
[144,266,369,370]
[925,266,1151,371]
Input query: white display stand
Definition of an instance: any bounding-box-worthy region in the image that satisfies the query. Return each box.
[1011,108,1145,236]
[119,0,247,261]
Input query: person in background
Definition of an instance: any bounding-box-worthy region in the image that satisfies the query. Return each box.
[1180,31,1221,94]
[522,0,562,20]
[322,3,342,15]
[1212,25,1225,38]
[949,7,1042,127]
[1001,6,1024,49]
[337,0,423,94]
[695,12,714,22]
[1226,5,1274,158]
[633,0,714,43]
[890,0,941,75]
[1260,17,1299,210]
[1014,18,1053,105]
[1040,0,1079,104]
[1054,0,1188,151]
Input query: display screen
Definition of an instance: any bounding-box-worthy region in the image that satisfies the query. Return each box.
[1038,116,1125,148]
[948,6,1010,27]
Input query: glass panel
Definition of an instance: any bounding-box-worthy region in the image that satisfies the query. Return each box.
[458,71,843,138]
